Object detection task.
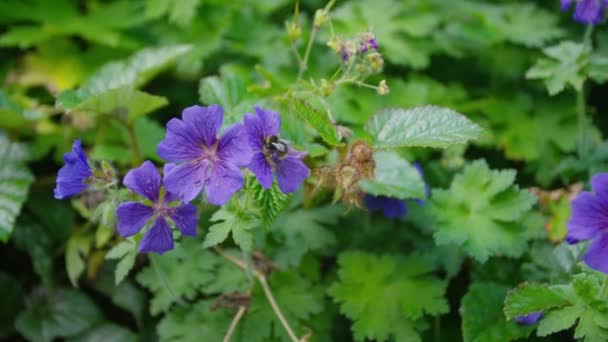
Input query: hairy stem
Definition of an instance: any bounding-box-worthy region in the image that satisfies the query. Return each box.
[223,306,247,342]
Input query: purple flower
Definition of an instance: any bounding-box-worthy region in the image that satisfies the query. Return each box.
[566,173,608,273]
[364,195,407,218]
[359,32,379,53]
[562,0,608,24]
[244,106,310,193]
[116,161,197,254]
[157,105,251,205]
[514,311,543,325]
[54,139,93,199]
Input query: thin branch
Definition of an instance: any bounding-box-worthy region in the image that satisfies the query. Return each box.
[223,306,247,342]
[258,275,299,342]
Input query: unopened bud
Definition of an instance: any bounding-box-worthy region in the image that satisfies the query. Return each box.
[287,20,301,41]
[327,36,342,53]
[377,80,389,95]
[366,52,384,73]
[320,78,334,97]
[314,9,329,28]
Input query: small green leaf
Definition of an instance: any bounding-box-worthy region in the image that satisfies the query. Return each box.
[106,240,137,285]
[202,201,259,251]
[287,97,341,146]
[65,234,92,287]
[69,323,137,342]
[526,41,588,95]
[15,288,104,342]
[359,151,426,199]
[462,283,534,342]
[0,132,34,242]
[366,106,482,149]
[537,306,581,337]
[249,179,292,227]
[504,283,570,320]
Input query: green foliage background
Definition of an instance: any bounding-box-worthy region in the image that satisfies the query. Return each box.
[2,0,608,341]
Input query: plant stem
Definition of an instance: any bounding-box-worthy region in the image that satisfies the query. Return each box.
[577,24,595,161]
[212,246,300,342]
[126,123,143,167]
[151,256,183,305]
[223,306,247,342]
[298,27,318,80]
[258,275,299,342]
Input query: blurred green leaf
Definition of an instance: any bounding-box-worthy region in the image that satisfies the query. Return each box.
[68,323,136,342]
[526,41,588,95]
[106,240,137,285]
[0,272,24,338]
[202,200,259,252]
[66,234,92,287]
[15,288,104,342]
[366,106,482,149]
[12,216,54,287]
[359,151,426,200]
[287,97,341,146]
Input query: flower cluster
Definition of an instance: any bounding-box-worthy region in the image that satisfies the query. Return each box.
[328,31,380,63]
[561,0,608,24]
[55,105,310,254]
[566,173,608,273]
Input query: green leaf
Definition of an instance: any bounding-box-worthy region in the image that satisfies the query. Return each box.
[106,240,137,285]
[0,272,24,338]
[329,251,447,342]
[0,132,34,242]
[287,97,341,146]
[271,205,341,268]
[366,106,482,149]
[198,67,255,125]
[202,201,259,251]
[134,117,166,162]
[249,179,292,227]
[67,86,168,123]
[15,288,104,342]
[359,151,426,200]
[503,283,570,320]
[526,41,588,95]
[429,160,538,262]
[461,283,534,342]
[65,234,92,287]
[12,216,54,287]
[136,240,217,315]
[68,323,137,342]
[146,0,202,27]
[537,306,581,337]
[157,300,231,342]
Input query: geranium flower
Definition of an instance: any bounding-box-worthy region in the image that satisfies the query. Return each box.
[566,173,608,273]
[562,0,608,24]
[244,106,310,193]
[514,311,543,325]
[116,161,197,254]
[54,139,93,199]
[157,105,251,204]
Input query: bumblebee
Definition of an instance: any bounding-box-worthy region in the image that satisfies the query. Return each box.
[265,135,290,158]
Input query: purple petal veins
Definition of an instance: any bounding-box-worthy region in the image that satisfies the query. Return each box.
[158,105,250,204]
[54,139,93,199]
[567,172,608,274]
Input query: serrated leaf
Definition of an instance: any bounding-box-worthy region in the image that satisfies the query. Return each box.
[366,106,482,149]
[359,151,426,199]
[202,202,259,251]
[526,41,588,95]
[106,240,137,285]
[15,288,103,342]
[250,180,291,227]
[537,305,581,336]
[0,133,34,242]
[503,283,569,320]
[157,300,231,342]
[287,97,341,146]
[462,283,534,342]
[429,160,538,262]
[65,234,92,287]
[329,251,447,342]
[136,240,217,315]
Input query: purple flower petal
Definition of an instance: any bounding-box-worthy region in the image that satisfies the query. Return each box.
[163,162,208,203]
[244,112,265,151]
[275,154,310,193]
[167,204,198,236]
[139,216,174,254]
[248,152,274,189]
[157,105,223,163]
[123,161,161,202]
[561,0,573,11]
[591,173,608,203]
[514,311,543,325]
[205,166,244,205]
[584,232,608,273]
[54,139,92,199]
[217,122,252,167]
[255,106,281,138]
[116,202,155,237]
[566,192,608,242]
[364,195,407,218]
[574,0,604,24]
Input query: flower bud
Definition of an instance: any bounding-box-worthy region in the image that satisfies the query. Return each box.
[366,52,384,73]
[377,80,389,95]
[314,9,329,28]
[320,78,334,97]
[327,36,342,53]
[287,20,301,41]
[359,32,379,52]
